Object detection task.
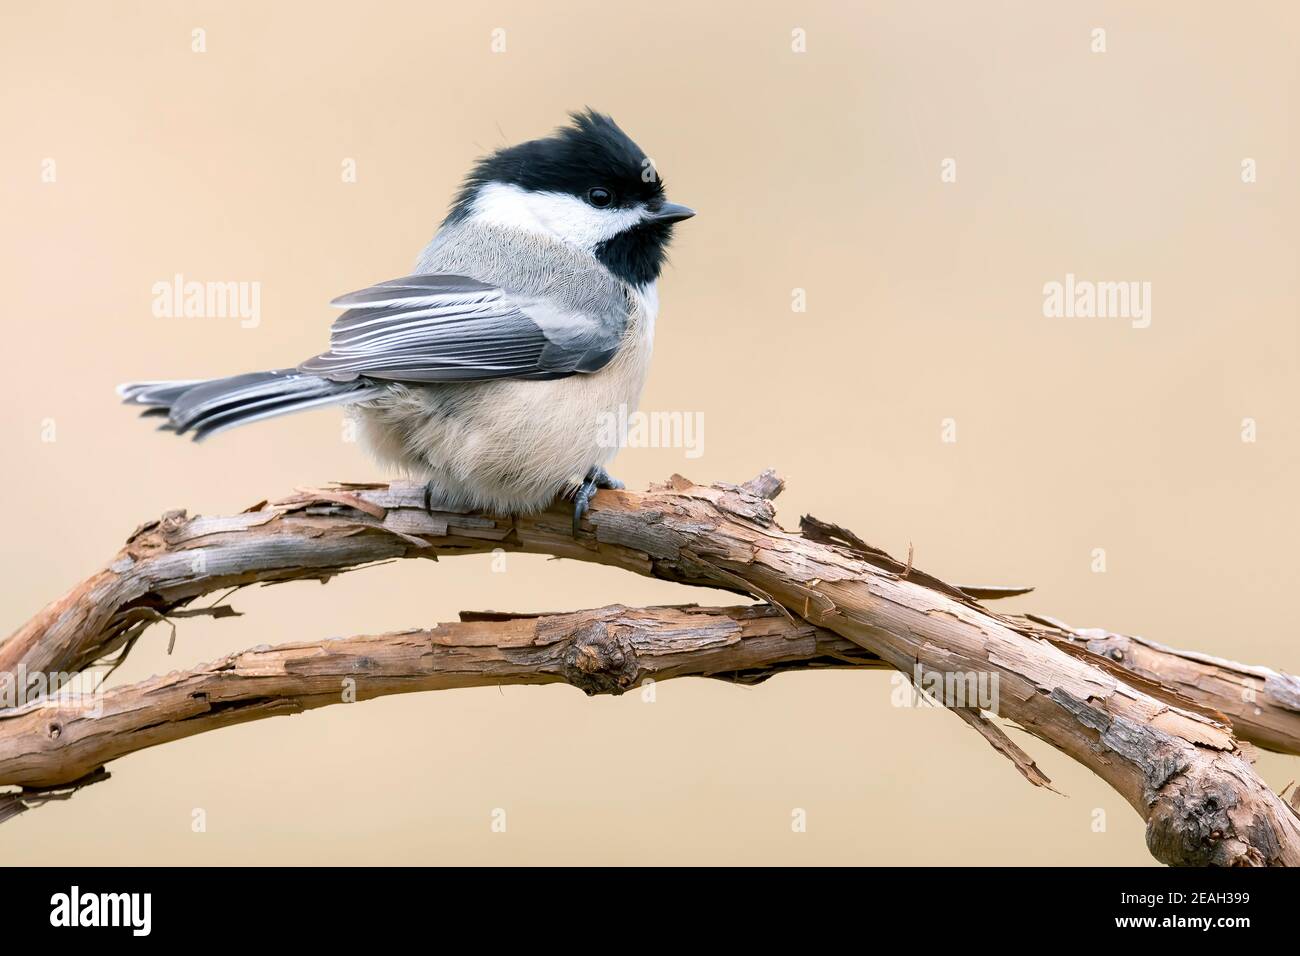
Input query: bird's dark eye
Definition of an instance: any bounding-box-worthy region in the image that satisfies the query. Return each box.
[586,187,614,208]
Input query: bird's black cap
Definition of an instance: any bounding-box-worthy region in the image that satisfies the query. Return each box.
[447,109,666,217]
[444,110,687,286]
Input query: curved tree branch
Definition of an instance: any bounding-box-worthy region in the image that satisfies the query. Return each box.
[2,472,1298,865]
[0,604,882,789]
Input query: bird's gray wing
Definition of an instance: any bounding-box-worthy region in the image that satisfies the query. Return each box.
[299,273,628,383]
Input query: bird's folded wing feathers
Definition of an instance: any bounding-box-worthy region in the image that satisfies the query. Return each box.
[299,273,627,383]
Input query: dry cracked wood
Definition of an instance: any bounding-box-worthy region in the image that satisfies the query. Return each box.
[3,472,1299,865]
[1016,615,1300,757]
[0,604,882,792]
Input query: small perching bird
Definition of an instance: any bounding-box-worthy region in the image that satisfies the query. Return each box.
[119,110,694,533]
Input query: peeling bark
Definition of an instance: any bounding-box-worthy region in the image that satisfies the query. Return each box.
[2,473,1297,865]
[1019,616,1300,757]
[0,604,877,789]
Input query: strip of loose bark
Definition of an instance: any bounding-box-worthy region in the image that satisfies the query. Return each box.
[3,473,1298,864]
[1016,615,1300,758]
[0,767,110,824]
[794,515,1300,758]
[0,604,884,789]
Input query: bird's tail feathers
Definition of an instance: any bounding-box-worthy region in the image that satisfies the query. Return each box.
[117,369,382,441]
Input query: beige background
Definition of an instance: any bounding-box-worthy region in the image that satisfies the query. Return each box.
[2,0,1297,865]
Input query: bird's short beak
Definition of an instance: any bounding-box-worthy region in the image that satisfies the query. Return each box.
[647,202,696,224]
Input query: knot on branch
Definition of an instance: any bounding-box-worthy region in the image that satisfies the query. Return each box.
[561,622,639,696]
[1146,770,1283,867]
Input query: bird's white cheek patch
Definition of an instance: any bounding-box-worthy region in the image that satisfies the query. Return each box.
[470,183,644,250]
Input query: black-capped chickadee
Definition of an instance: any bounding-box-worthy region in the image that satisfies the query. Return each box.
[119,110,694,533]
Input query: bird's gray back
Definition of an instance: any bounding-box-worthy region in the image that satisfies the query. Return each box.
[416,220,629,330]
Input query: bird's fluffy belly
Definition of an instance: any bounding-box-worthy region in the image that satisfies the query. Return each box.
[354,332,649,513]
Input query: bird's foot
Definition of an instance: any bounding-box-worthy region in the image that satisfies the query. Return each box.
[572,467,623,536]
